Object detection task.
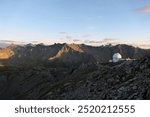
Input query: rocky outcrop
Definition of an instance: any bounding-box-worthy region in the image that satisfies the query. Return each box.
[41,57,150,100]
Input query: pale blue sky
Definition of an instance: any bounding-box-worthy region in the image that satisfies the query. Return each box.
[0,0,150,46]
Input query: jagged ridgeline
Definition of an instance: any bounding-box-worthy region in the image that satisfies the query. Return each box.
[0,43,150,99]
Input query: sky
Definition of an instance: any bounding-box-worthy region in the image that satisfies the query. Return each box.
[0,0,150,47]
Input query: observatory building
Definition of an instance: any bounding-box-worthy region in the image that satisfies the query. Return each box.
[112,53,122,62]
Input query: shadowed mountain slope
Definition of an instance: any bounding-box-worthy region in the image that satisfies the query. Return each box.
[0,56,150,99]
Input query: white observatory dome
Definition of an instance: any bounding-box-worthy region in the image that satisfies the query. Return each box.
[113,53,122,62]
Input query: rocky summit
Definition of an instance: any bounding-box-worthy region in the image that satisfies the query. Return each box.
[0,43,150,100]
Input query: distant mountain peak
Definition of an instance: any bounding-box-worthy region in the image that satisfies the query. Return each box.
[6,43,17,49]
[49,43,81,60]
[66,43,84,53]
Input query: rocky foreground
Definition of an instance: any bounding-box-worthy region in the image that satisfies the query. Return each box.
[0,56,150,100]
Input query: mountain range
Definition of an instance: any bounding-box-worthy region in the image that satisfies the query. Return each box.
[0,43,150,66]
[0,43,150,99]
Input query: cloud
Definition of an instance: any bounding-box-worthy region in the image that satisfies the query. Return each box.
[101,38,120,44]
[73,39,80,42]
[138,5,150,13]
[102,38,117,42]
[139,44,150,48]
[84,38,117,43]
[84,38,119,45]
[30,41,39,44]
[84,40,100,44]
[0,40,27,48]
[0,40,25,44]
[0,40,16,43]
[133,44,150,49]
